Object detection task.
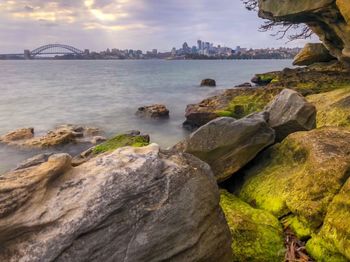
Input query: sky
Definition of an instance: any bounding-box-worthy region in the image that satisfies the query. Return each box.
[0,0,319,53]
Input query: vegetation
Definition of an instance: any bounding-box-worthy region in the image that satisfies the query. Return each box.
[93,134,149,154]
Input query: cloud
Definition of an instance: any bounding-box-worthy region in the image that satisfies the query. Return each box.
[0,0,316,53]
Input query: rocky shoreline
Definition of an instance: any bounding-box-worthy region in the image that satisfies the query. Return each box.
[1,0,350,260]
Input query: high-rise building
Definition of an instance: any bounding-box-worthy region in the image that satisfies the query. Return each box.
[197,40,202,51]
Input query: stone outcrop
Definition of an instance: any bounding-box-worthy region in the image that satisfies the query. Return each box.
[220,190,285,261]
[266,89,317,141]
[136,104,170,119]
[178,113,275,182]
[0,144,232,261]
[183,87,281,130]
[258,0,350,65]
[200,78,216,87]
[0,125,103,149]
[293,43,336,66]
[237,127,350,242]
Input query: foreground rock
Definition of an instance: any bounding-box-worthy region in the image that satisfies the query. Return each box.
[183,87,281,130]
[0,144,232,261]
[266,89,316,141]
[178,114,275,182]
[237,127,350,242]
[136,104,169,119]
[200,78,216,87]
[258,0,350,65]
[293,43,336,66]
[220,190,285,261]
[0,125,103,149]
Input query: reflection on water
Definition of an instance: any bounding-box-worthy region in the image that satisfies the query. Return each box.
[0,59,293,173]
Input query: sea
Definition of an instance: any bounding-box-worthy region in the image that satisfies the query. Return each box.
[0,59,293,173]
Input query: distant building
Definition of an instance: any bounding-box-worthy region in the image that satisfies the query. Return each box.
[197,40,202,51]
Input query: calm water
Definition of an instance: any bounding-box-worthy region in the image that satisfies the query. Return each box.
[0,59,292,173]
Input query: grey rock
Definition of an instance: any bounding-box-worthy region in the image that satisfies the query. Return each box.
[200,79,216,87]
[266,89,316,142]
[178,116,275,182]
[0,144,232,262]
[15,153,53,170]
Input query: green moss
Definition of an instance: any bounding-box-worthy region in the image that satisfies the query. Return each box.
[306,236,348,262]
[238,128,350,242]
[307,86,350,128]
[271,78,279,83]
[220,190,285,262]
[215,110,234,117]
[92,134,149,154]
[221,92,277,119]
[259,74,275,82]
[281,215,313,240]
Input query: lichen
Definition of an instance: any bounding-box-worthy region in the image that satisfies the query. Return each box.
[92,134,149,154]
[220,190,285,262]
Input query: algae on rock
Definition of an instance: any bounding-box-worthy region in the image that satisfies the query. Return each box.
[220,190,285,262]
[238,127,350,238]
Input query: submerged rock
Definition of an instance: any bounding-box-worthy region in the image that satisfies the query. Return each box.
[136,104,170,119]
[0,125,103,149]
[200,78,216,87]
[178,114,275,182]
[0,144,232,261]
[220,190,285,262]
[237,127,350,239]
[266,89,317,142]
[0,127,34,142]
[293,43,336,66]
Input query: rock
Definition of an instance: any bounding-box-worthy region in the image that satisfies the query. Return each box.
[0,127,34,142]
[0,125,103,149]
[293,43,336,66]
[136,104,169,119]
[306,175,350,261]
[200,78,216,87]
[15,153,53,170]
[266,89,316,142]
[258,0,350,65]
[0,144,232,261]
[235,82,252,87]
[178,114,275,182]
[237,127,350,240]
[90,136,107,145]
[72,132,150,166]
[307,86,350,128]
[220,190,285,261]
[251,74,277,86]
[183,87,281,130]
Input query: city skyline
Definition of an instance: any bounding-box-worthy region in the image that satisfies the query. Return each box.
[0,0,319,53]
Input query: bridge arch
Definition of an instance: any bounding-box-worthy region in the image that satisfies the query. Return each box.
[30,44,84,57]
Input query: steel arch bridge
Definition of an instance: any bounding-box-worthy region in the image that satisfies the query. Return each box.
[30,44,84,57]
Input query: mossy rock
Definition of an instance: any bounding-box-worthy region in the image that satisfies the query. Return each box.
[306,176,350,261]
[215,89,281,119]
[237,127,350,238]
[220,190,285,262]
[307,85,350,128]
[93,134,150,154]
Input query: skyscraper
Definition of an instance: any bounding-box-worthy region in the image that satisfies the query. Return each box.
[197,40,202,51]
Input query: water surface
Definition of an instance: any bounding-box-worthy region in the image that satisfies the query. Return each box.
[0,59,292,173]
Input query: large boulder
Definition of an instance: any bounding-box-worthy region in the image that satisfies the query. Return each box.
[200,79,216,87]
[178,113,275,182]
[266,89,317,141]
[293,43,336,66]
[258,0,350,65]
[220,190,285,261]
[0,144,232,261]
[0,127,34,142]
[237,127,350,240]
